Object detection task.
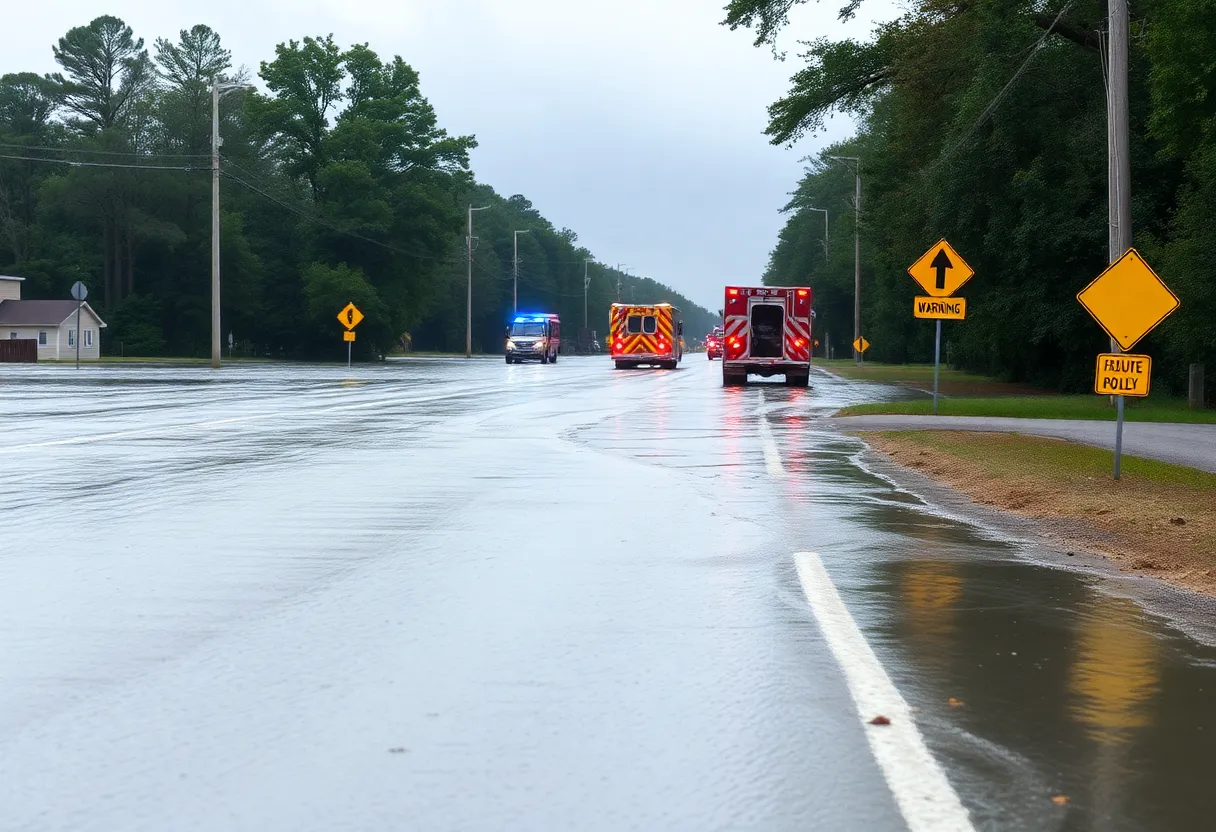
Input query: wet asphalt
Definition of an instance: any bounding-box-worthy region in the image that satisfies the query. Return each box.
[1,356,1214,831]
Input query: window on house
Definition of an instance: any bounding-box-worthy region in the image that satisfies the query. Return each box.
[68,329,75,347]
[84,329,93,348]
[38,331,47,346]
[7,332,15,340]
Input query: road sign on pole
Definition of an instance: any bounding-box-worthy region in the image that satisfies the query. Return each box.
[1077,248,1178,479]
[908,240,974,297]
[913,297,966,320]
[1076,249,1179,352]
[852,336,870,354]
[1095,353,1151,397]
[343,331,356,343]
[337,302,364,330]
[69,282,87,369]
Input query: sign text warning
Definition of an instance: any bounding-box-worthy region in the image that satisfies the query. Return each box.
[1094,353,1151,397]
[913,296,967,320]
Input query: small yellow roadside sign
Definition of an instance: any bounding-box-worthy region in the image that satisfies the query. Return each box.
[913,296,967,320]
[343,330,356,342]
[1094,353,1150,397]
[908,239,974,297]
[853,336,870,354]
[1077,249,1178,351]
[338,302,364,330]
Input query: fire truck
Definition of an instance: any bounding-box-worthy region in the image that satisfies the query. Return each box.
[721,286,812,387]
[609,303,683,370]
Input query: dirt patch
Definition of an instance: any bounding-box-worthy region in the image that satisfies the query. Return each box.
[861,431,1216,597]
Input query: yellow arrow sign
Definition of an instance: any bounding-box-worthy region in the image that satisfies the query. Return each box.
[1094,353,1150,397]
[908,239,974,297]
[338,302,364,330]
[913,296,967,320]
[1077,249,1178,351]
[853,336,870,354]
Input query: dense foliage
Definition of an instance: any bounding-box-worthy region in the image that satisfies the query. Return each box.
[728,0,1215,394]
[0,17,714,359]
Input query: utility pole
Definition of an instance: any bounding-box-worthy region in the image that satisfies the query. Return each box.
[466,204,490,358]
[513,229,530,315]
[1107,0,1132,477]
[583,258,594,327]
[615,263,628,302]
[829,155,862,364]
[210,80,252,369]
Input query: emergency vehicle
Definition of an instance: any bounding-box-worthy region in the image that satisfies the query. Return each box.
[705,326,724,360]
[721,286,812,387]
[505,314,561,363]
[609,303,683,370]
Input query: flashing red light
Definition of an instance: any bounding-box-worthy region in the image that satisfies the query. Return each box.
[614,341,623,351]
[728,288,739,296]
[797,289,809,297]
[795,338,806,347]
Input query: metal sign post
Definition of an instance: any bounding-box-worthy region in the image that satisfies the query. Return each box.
[70,281,87,369]
[932,319,942,415]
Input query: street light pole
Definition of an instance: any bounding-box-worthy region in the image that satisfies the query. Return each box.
[615,263,628,302]
[583,258,594,327]
[210,80,252,369]
[513,229,531,315]
[466,204,490,358]
[807,206,829,257]
[829,155,862,364]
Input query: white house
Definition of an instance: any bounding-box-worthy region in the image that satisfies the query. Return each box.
[0,276,107,361]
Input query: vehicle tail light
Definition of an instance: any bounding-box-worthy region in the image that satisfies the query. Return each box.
[728,289,739,296]
[797,289,809,298]
[795,338,805,347]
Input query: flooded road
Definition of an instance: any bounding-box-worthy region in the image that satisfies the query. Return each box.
[1,357,1213,830]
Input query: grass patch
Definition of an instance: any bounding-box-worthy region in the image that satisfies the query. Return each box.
[837,395,1216,424]
[862,430,1216,594]
[816,359,988,385]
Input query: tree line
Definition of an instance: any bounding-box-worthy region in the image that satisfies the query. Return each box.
[0,16,716,359]
[727,0,1214,395]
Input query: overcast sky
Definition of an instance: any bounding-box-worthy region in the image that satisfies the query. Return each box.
[3,0,899,310]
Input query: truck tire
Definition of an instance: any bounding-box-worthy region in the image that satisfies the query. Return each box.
[662,361,677,370]
[707,353,713,361]
[550,351,558,363]
[722,371,745,387]
[505,355,512,364]
[540,352,549,364]
[615,360,628,370]
[785,372,809,388]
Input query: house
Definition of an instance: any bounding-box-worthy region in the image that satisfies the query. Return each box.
[0,276,107,361]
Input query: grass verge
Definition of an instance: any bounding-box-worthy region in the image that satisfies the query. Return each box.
[836,395,1216,424]
[814,359,1042,396]
[860,430,1216,595]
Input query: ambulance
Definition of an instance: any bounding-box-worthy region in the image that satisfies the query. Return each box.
[609,303,684,370]
[721,286,812,387]
[505,314,561,363]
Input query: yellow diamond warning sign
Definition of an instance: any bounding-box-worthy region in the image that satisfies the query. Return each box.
[853,336,870,354]
[1094,353,1151,397]
[338,302,364,330]
[1077,249,1178,351]
[908,239,974,297]
[913,296,966,320]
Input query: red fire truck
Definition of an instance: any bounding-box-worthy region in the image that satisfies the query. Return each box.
[721,286,812,387]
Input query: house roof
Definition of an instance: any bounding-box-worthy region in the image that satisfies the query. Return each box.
[0,299,107,328]
[0,275,25,281]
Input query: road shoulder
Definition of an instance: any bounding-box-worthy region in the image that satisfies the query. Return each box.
[847,429,1216,600]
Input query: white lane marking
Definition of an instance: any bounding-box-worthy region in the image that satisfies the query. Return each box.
[794,551,975,832]
[756,407,785,476]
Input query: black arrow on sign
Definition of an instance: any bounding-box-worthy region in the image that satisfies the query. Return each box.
[931,248,953,290]
[347,309,355,325]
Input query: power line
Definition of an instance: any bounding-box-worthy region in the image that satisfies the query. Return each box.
[221,170,460,263]
[0,141,209,159]
[0,152,201,171]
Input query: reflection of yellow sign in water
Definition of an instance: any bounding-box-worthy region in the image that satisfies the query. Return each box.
[900,560,963,669]
[1069,596,1160,744]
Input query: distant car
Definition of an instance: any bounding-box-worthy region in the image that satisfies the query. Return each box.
[705,327,724,360]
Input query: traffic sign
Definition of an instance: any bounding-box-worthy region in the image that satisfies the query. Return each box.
[338,302,364,330]
[853,336,870,354]
[908,239,974,297]
[1076,248,1178,351]
[1095,353,1150,397]
[70,281,88,301]
[914,296,966,320]
[343,330,356,342]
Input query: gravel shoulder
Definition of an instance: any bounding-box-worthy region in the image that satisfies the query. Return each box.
[832,414,1216,473]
